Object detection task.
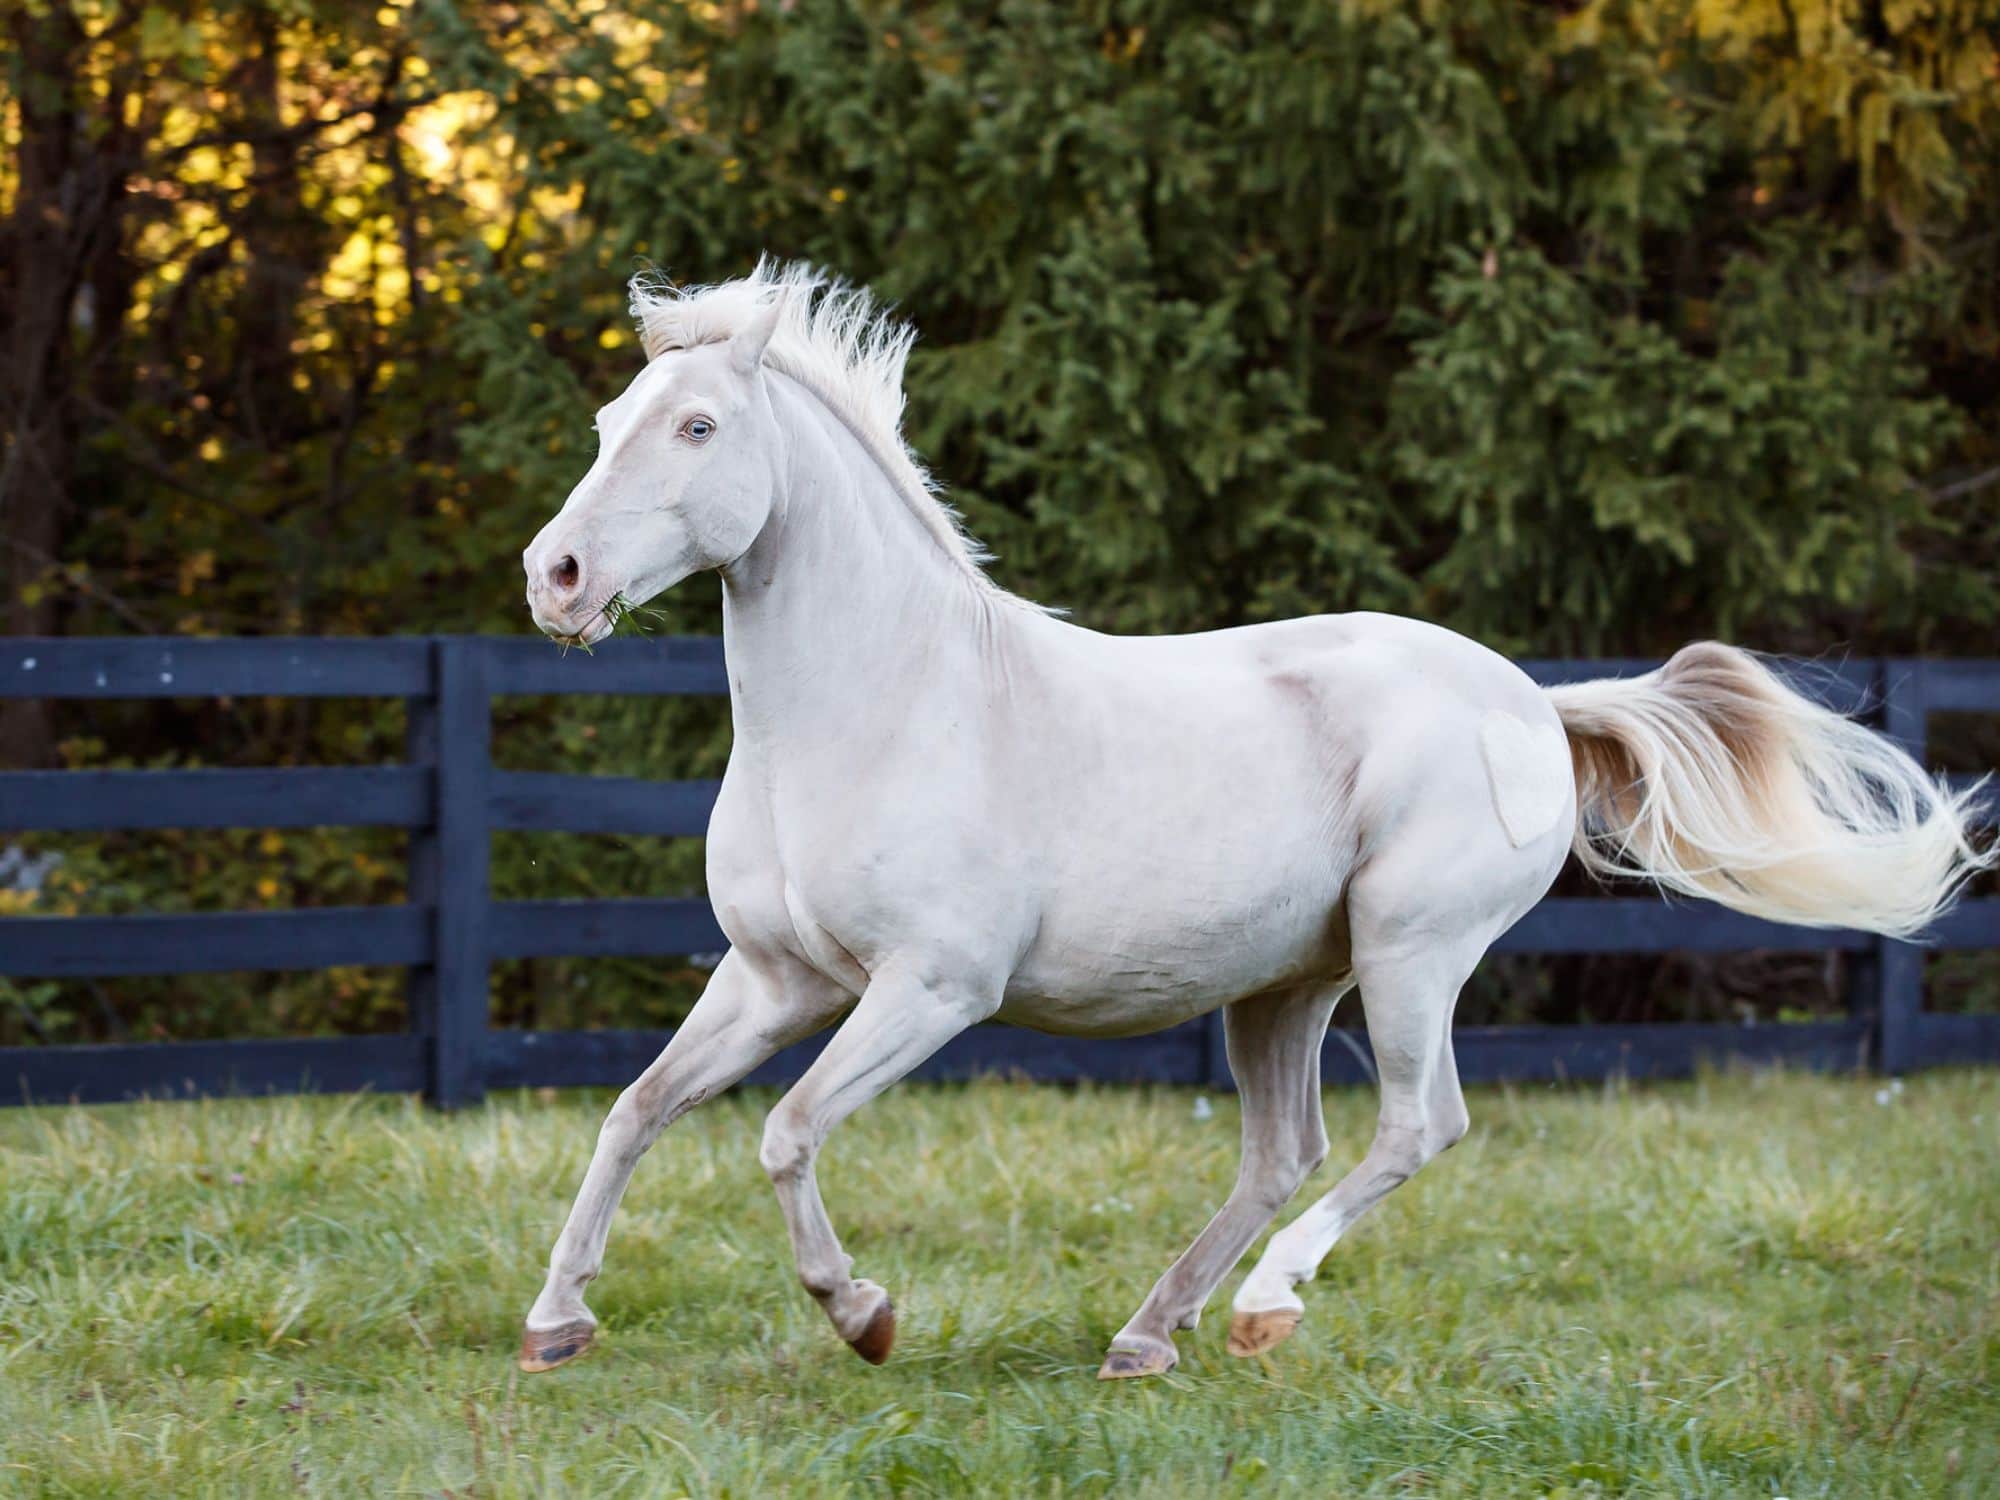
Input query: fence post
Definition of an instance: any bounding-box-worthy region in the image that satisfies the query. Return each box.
[407,637,490,1108]
[1873,660,1927,1075]
[404,661,441,1101]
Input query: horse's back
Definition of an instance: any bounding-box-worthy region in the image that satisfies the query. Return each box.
[1021,609,1562,826]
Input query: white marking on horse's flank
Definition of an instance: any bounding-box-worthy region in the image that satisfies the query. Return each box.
[1479,711,1571,847]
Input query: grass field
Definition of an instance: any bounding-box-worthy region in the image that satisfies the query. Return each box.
[2,1069,1996,1497]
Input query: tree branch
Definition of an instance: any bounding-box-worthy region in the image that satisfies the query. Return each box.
[1926,465,2000,504]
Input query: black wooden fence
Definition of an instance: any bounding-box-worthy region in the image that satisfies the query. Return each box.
[2,637,1996,1108]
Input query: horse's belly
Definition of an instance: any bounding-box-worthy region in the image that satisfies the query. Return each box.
[994,987,1240,1039]
[998,876,1349,1037]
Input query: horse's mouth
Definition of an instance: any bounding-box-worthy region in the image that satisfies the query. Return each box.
[545,615,614,650]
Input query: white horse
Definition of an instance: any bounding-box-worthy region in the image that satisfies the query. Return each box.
[517,260,1991,1380]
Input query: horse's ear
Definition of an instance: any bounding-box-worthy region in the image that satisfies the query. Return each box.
[729,292,786,375]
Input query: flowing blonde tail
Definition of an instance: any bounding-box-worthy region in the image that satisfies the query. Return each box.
[1547,643,1994,939]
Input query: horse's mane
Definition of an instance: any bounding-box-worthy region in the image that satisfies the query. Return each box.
[629,258,1034,610]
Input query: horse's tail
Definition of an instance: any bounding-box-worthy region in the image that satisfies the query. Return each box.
[1545,643,1993,939]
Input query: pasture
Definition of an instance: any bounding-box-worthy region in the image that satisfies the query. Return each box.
[2,1069,1995,1497]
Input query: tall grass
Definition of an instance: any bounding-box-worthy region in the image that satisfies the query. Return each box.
[1,1070,1995,1495]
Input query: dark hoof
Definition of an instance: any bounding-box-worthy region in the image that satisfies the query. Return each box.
[1096,1339,1177,1380]
[846,1297,897,1365]
[518,1318,596,1373]
[1226,1308,1301,1358]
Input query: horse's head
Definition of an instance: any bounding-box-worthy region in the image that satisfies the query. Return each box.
[523,292,785,646]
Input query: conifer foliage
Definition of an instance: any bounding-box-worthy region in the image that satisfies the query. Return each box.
[415,0,2000,652]
[4,0,1994,656]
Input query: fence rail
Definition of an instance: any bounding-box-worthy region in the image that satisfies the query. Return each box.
[2,637,1996,1107]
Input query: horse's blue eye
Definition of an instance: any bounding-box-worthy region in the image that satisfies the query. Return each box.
[685,417,715,442]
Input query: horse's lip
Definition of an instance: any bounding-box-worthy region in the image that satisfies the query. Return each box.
[546,616,614,648]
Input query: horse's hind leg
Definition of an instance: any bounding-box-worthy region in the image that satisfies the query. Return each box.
[520,947,844,1372]
[1227,933,1477,1358]
[1098,984,1344,1379]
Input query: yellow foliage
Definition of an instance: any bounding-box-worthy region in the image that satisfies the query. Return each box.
[177,551,216,596]
[1689,0,2000,221]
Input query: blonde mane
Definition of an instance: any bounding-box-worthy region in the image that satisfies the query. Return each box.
[629,258,1028,608]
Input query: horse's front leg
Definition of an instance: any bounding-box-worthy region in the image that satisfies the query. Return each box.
[758,962,997,1363]
[520,946,845,1372]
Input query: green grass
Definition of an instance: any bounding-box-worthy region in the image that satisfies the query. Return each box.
[1,1070,1996,1496]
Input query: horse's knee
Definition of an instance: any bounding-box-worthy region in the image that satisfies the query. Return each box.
[758,1104,813,1185]
[597,1088,647,1158]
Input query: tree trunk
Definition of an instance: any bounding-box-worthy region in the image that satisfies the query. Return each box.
[1,6,102,766]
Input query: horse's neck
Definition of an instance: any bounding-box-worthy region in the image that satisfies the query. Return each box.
[719,377,997,753]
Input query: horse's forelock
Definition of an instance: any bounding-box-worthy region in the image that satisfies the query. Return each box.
[630,270,782,361]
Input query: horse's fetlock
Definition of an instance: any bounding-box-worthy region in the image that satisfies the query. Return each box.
[798,1266,841,1300]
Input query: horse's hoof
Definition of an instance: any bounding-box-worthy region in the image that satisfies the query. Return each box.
[1096,1339,1177,1380]
[1226,1307,1301,1358]
[518,1318,596,1373]
[846,1296,896,1365]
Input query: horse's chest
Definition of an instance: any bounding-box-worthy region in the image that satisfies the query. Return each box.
[706,770,954,991]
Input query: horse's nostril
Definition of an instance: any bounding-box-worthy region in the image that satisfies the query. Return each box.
[552,555,580,592]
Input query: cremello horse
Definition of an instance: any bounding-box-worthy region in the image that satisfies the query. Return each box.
[518,261,1991,1380]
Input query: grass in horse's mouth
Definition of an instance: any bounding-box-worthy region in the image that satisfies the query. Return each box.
[548,593,667,656]
[601,590,668,637]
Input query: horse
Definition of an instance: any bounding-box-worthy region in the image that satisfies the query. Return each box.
[515,259,1992,1380]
